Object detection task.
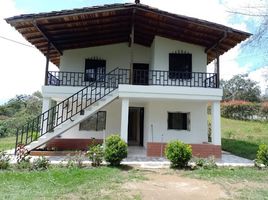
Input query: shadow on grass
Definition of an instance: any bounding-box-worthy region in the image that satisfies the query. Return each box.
[222,138,259,160]
[108,164,134,171]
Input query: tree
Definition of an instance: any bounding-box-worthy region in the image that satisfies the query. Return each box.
[0,91,42,137]
[221,74,261,102]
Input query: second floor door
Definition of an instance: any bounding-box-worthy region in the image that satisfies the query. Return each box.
[84,59,106,82]
[133,63,149,85]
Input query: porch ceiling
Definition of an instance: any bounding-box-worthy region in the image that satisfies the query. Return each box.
[5,3,251,67]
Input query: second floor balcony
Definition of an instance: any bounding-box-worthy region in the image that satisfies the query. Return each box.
[47,68,218,89]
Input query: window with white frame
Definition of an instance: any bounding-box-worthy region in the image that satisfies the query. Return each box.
[79,111,106,131]
[168,112,190,130]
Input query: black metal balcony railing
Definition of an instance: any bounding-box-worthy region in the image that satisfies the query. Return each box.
[132,69,217,88]
[47,69,218,88]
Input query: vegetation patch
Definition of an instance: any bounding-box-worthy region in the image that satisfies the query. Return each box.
[165,140,192,168]
[0,167,143,200]
[104,134,127,166]
[221,117,268,160]
[0,136,15,151]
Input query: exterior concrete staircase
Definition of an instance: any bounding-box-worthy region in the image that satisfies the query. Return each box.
[27,91,118,151]
[14,68,129,154]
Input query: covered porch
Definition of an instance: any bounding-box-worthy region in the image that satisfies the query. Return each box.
[119,97,222,158]
[39,84,222,158]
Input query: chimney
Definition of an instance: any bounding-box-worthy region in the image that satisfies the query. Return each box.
[135,0,140,4]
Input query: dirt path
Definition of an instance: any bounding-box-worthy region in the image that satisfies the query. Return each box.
[123,169,228,200]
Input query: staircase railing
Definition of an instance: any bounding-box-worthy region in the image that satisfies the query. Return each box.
[14,68,130,154]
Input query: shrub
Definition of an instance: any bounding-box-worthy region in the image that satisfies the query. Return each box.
[65,151,85,168]
[260,102,268,120]
[0,150,10,170]
[256,144,268,167]
[16,144,30,164]
[104,134,127,166]
[165,140,192,168]
[15,145,32,170]
[17,159,32,170]
[192,156,217,170]
[87,144,104,167]
[221,100,260,120]
[32,156,50,170]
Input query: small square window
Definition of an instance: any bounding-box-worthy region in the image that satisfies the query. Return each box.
[79,111,106,131]
[168,112,190,130]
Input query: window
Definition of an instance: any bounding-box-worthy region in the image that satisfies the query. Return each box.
[169,52,192,79]
[84,58,106,82]
[168,112,190,130]
[79,111,106,131]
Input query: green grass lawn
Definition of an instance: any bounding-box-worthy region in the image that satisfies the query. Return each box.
[0,167,144,200]
[1,166,268,200]
[221,117,268,160]
[0,136,16,151]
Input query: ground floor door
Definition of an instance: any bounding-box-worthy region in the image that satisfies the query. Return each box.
[128,107,144,146]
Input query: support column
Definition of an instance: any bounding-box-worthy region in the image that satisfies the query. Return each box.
[216,49,220,88]
[42,98,52,113]
[42,97,52,133]
[120,98,129,143]
[44,42,51,85]
[211,101,221,145]
[129,8,135,84]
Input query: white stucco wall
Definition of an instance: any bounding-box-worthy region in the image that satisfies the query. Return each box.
[60,99,148,139]
[59,43,151,72]
[59,36,207,73]
[60,98,208,147]
[61,99,121,139]
[152,36,207,72]
[145,101,208,145]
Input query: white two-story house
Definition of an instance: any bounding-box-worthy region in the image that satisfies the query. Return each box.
[6,2,250,158]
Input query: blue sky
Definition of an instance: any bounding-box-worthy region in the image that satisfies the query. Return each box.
[0,0,267,105]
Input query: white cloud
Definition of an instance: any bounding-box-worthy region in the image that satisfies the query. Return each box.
[0,0,57,104]
[248,66,268,94]
[138,0,230,25]
[207,44,250,79]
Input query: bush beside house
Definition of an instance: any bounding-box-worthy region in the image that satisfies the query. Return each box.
[87,144,104,167]
[165,140,192,168]
[256,144,268,167]
[104,135,127,166]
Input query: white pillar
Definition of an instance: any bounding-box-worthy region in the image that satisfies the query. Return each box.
[120,98,129,143]
[42,98,52,133]
[211,101,221,145]
[42,97,52,113]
